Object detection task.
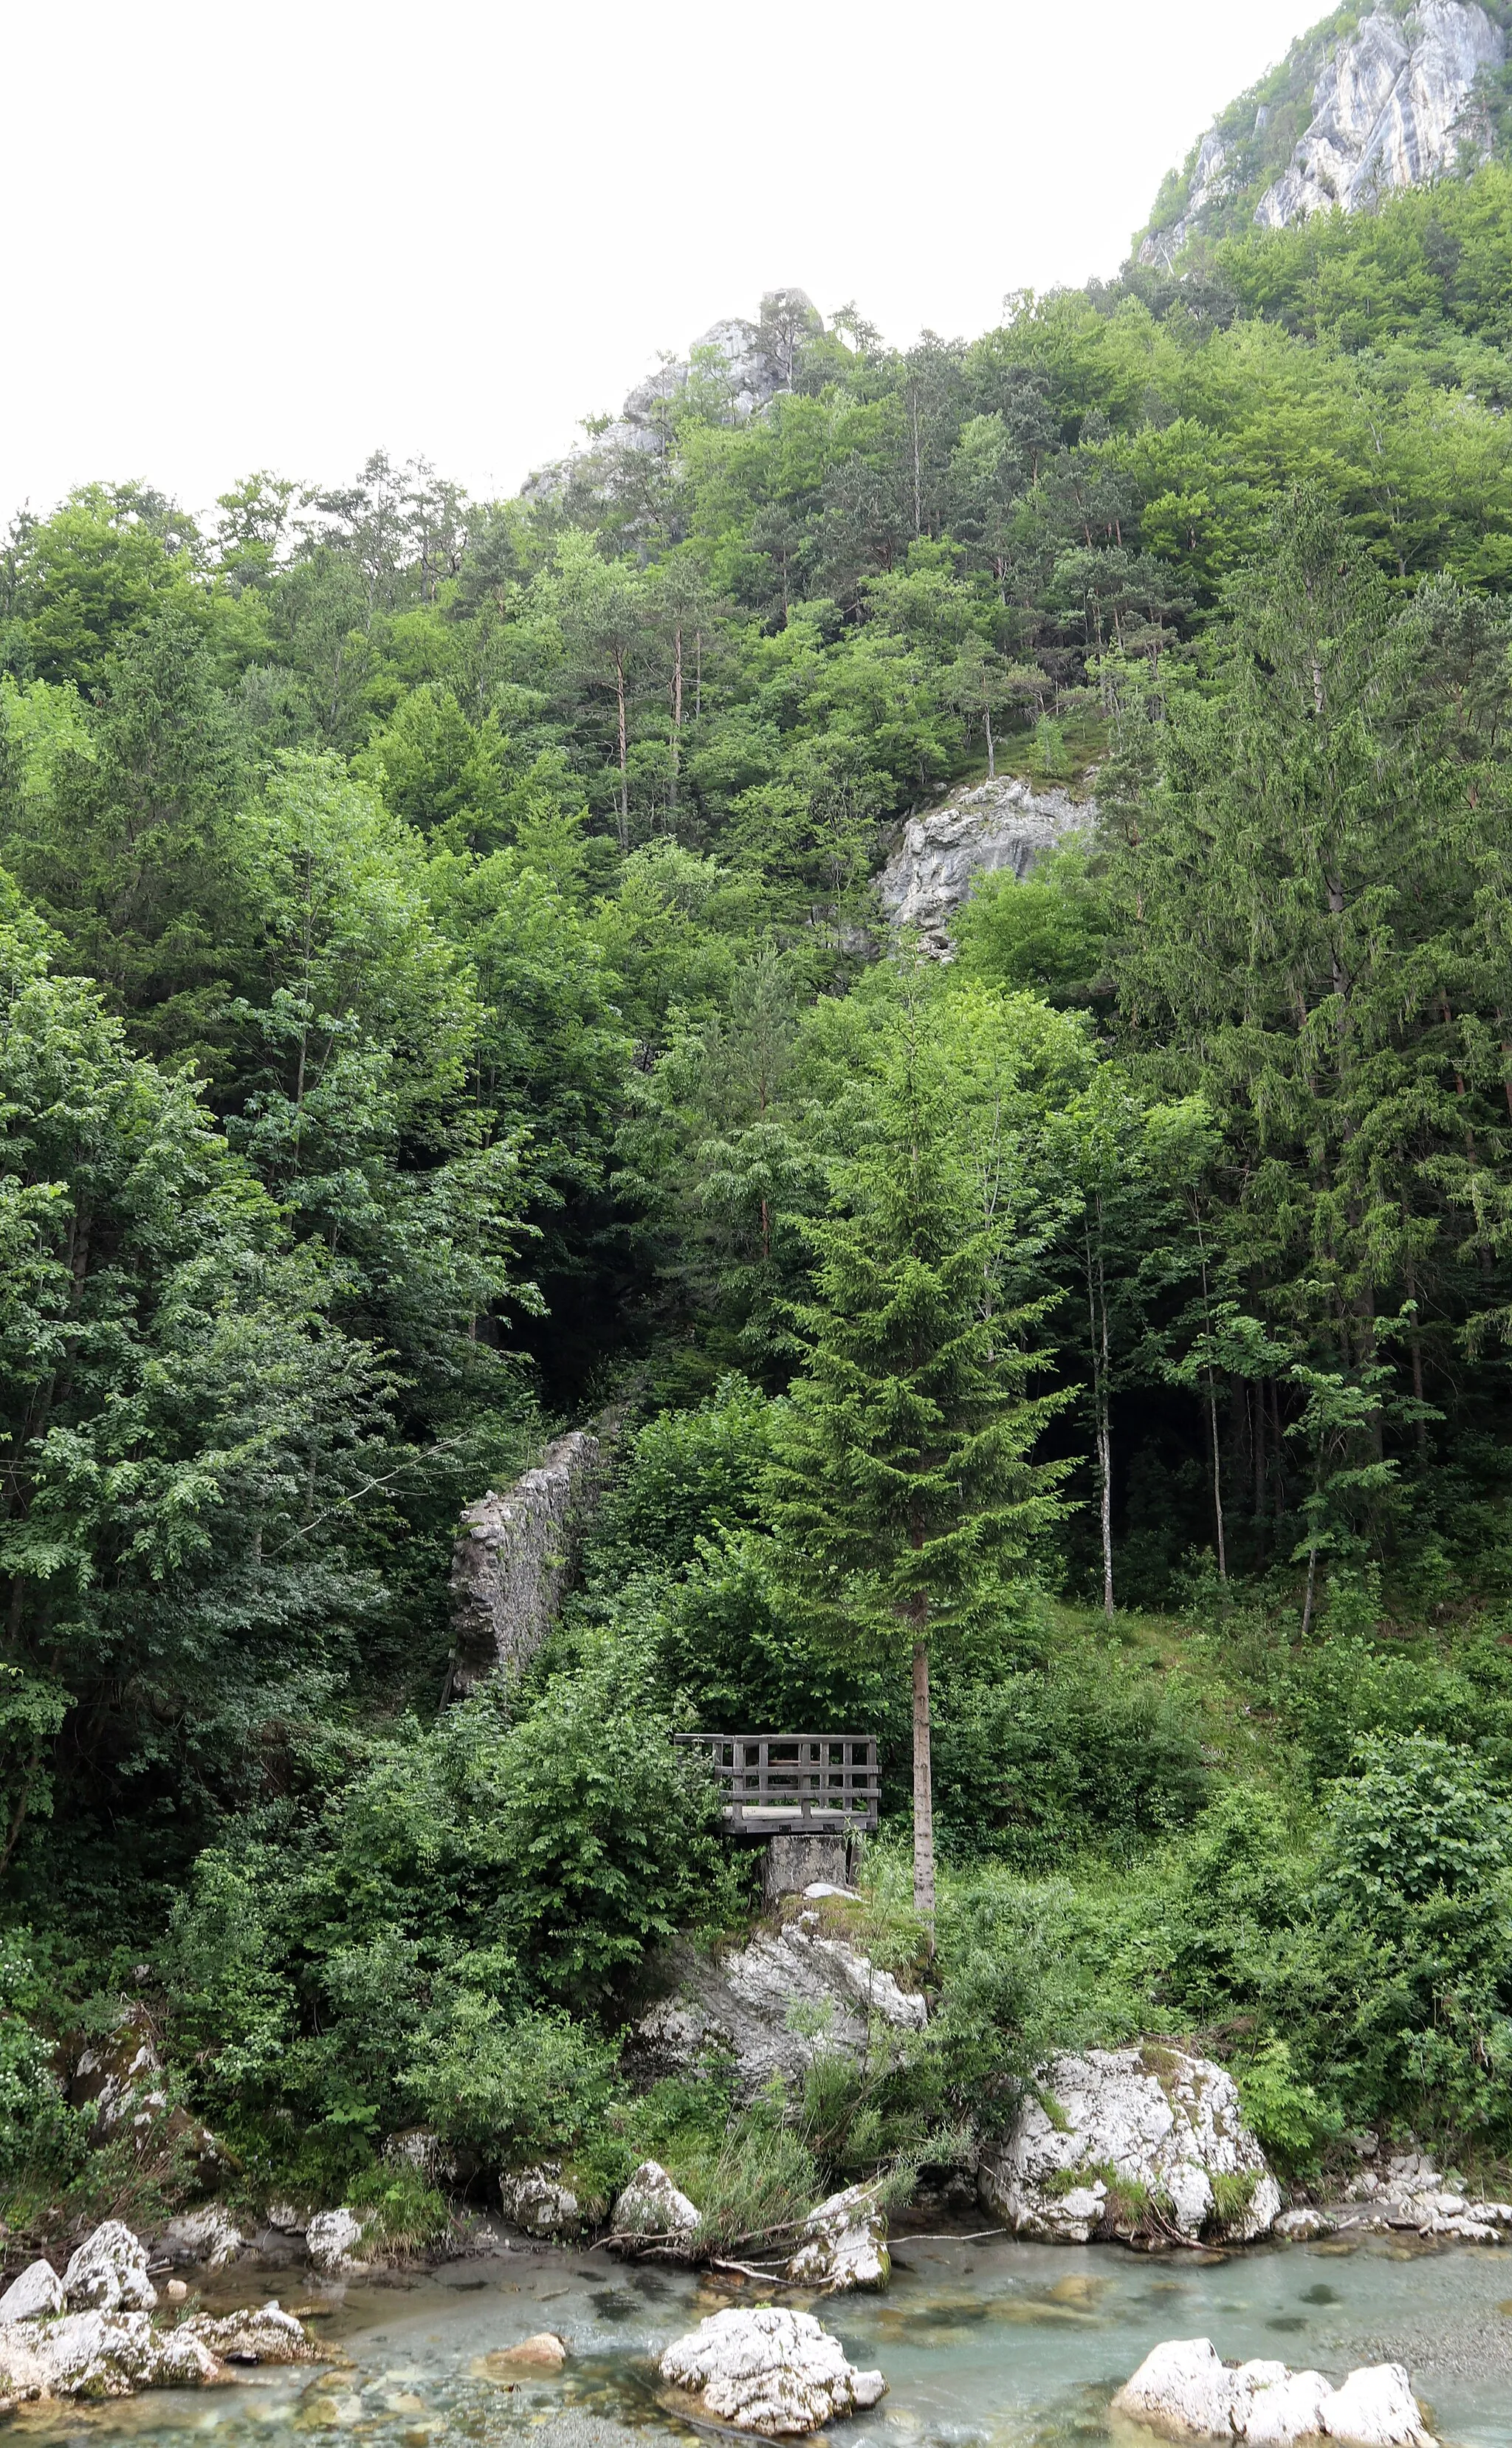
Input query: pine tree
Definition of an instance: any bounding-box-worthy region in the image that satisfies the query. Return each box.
[764,981,1069,1917]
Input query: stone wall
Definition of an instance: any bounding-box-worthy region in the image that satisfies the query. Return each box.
[446,1423,615,1698]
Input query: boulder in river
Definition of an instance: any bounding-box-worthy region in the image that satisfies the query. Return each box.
[306,2207,370,2274]
[63,2220,157,2311]
[978,2044,1282,2244]
[160,2207,244,2268]
[1112,2337,1434,2446]
[178,2303,329,2365]
[660,2306,887,2436]
[786,2184,890,2291]
[613,2159,701,2243]
[498,2163,582,2236]
[0,2308,220,2406]
[0,2261,65,2325]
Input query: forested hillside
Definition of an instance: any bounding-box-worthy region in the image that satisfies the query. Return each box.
[6,156,1512,2235]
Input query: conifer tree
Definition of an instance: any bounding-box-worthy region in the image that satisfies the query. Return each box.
[765,983,1069,1917]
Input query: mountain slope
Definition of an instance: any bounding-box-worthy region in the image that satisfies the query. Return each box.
[1138,1,1511,267]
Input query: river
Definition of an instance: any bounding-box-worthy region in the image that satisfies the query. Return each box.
[4,2235,1511,2448]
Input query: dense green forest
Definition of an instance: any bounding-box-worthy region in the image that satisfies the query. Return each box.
[7,158,1512,2238]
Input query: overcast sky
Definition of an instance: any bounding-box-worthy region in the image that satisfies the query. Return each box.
[4,0,1327,526]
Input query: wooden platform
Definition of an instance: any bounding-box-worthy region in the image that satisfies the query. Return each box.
[675,1734,880,1834]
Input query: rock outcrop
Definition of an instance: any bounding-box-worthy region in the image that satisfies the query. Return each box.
[660,2307,887,2436]
[497,2164,582,2235]
[447,1423,615,1697]
[785,2184,890,2291]
[526,292,822,503]
[878,778,1093,956]
[1113,2338,1433,2447]
[1141,3,1507,264]
[612,2159,701,2243]
[633,1921,927,2102]
[305,2206,370,2274]
[977,2045,1282,2246]
[71,2003,221,2176]
[63,2221,157,2312]
[1258,4,1504,230]
[0,2263,65,2325]
[0,2223,329,2414]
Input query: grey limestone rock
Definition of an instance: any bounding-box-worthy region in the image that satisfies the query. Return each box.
[1112,2336,1433,2446]
[612,2159,701,2242]
[0,2308,219,2405]
[785,2184,890,2291]
[63,2221,156,2313]
[305,2206,370,2274]
[1257,4,1504,230]
[634,1923,926,2103]
[659,2306,886,2436]
[497,2164,581,2236]
[878,778,1094,957]
[977,2044,1281,2246]
[0,2261,65,2325]
[159,2207,243,2269]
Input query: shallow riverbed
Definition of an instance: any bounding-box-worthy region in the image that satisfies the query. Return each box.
[6,2235,1512,2448]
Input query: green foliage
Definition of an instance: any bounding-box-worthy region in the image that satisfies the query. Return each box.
[406,2000,622,2168]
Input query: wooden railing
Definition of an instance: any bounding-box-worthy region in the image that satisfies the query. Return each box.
[676,1734,880,1832]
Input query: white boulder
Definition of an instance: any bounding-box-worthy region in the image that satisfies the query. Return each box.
[978,2046,1282,2244]
[614,2160,701,2241]
[661,2306,886,2436]
[63,2221,157,2311]
[0,2308,219,2401]
[179,2303,326,2365]
[306,2206,369,2274]
[0,2260,65,2324]
[1324,2365,1434,2447]
[498,2164,581,2235]
[1113,2339,1433,2446]
[160,2207,243,2268]
[786,2185,890,2291]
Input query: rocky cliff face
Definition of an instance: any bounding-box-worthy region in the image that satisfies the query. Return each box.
[1140,3,1506,266]
[526,291,822,501]
[877,778,1093,958]
[1260,1,1504,226]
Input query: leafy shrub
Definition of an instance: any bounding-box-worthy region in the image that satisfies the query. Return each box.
[1231,2037,1341,2180]
[588,1378,774,1579]
[932,1652,1208,1865]
[1310,1734,1512,2137]
[0,1932,83,2193]
[407,1998,622,2168]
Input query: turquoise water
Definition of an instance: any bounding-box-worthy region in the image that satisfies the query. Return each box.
[5,2235,1512,2448]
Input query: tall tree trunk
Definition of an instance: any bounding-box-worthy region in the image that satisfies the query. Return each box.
[984,697,996,780]
[615,653,630,850]
[912,1639,935,1924]
[670,623,682,815]
[1206,1367,1228,1584]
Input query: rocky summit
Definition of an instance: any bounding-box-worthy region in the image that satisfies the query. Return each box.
[1140,2,1508,263]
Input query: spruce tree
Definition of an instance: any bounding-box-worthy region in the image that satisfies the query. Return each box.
[765,983,1068,1916]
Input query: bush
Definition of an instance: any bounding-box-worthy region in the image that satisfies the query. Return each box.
[1231,2037,1342,2180]
[0,1932,83,2195]
[932,1651,1208,1866]
[1310,1734,1512,2138]
[406,1998,622,2170]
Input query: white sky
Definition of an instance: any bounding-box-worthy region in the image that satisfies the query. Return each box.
[3,0,1326,527]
